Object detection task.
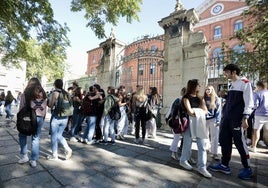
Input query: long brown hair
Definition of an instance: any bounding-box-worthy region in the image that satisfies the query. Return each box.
[24,78,47,104]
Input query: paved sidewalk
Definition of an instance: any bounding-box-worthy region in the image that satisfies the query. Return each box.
[0,114,267,188]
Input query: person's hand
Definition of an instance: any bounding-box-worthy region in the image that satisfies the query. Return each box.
[241,119,248,129]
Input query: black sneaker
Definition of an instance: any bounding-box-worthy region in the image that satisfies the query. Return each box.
[99,140,108,145]
[108,140,115,145]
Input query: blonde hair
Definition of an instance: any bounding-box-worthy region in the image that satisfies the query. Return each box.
[204,85,218,110]
[135,86,147,102]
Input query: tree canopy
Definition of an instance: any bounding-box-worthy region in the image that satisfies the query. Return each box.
[0,0,142,81]
[70,0,142,39]
[222,0,268,81]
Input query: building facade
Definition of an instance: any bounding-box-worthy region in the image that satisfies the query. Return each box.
[0,60,26,96]
[85,0,254,95]
[86,35,164,95]
[194,0,252,90]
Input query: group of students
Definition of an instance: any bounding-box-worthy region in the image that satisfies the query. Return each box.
[17,78,72,167]
[167,63,267,180]
[14,63,267,180]
[66,83,161,145]
[16,78,161,168]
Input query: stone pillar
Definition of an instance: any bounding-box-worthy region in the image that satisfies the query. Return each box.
[97,38,125,90]
[158,5,208,127]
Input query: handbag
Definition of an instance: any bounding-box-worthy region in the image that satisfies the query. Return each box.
[168,108,189,134]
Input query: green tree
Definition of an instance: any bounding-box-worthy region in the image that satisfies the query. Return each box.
[0,0,70,81]
[232,0,268,80]
[70,0,141,39]
[0,0,141,81]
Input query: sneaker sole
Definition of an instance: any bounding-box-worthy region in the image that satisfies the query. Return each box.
[197,169,212,178]
[179,163,193,171]
[239,175,253,180]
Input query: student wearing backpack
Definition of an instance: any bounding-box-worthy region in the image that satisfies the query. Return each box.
[18,78,47,168]
[47,79,72,160]
[101,86,119,145]
[133,86,148,144]
[166,87,186,160]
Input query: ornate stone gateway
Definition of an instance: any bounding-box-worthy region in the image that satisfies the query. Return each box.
[158,1,208,125]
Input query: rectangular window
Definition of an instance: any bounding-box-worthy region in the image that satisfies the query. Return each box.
[138,64,144,75]
[214,27,222,40]
[150,63,156,74]
[234,22,243,32]
[151,45,157,55]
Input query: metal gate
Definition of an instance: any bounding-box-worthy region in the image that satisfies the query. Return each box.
[137,57,163,96]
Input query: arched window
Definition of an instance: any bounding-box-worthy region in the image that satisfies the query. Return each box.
[234,20,243,33]
[232,44,246,63]
[214,26,222,40]
[212,48,222,58]
[233,44,245,54]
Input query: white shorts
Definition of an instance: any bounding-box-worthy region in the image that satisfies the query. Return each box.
[254,115,268,130]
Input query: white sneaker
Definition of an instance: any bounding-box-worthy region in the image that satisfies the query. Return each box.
[258,140,267,147]
[246,138,252,145]
[197,168,212,178]
[65,149,72,160]
[29,160,37,168]
[249,146,256,153]
[69,137,78,142]
[171,152,179,160]
[18,155,29,164]
[46,155,59,160]
[84,139,94,145]
[179,161,193,170]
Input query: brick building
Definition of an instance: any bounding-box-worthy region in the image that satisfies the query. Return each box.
[120,35,164,94]
[86,0,253,94]
[86,35,164,95]
[194,0,252,90]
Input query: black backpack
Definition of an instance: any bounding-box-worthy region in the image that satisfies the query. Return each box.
[16,106,37,136]
[108,96,121,120]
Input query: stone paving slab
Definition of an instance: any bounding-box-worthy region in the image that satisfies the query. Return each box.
[0,115,268,188]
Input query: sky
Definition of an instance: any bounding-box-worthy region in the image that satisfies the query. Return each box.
[49,0,204,77]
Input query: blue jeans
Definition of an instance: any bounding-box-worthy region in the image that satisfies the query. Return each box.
[70,112,84,137]
[5,104,13,118]
[103,115,116,142]
[180,126,207,169]
[83,116,97,141]
[19,116,44,161]
[50,115,70,156]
